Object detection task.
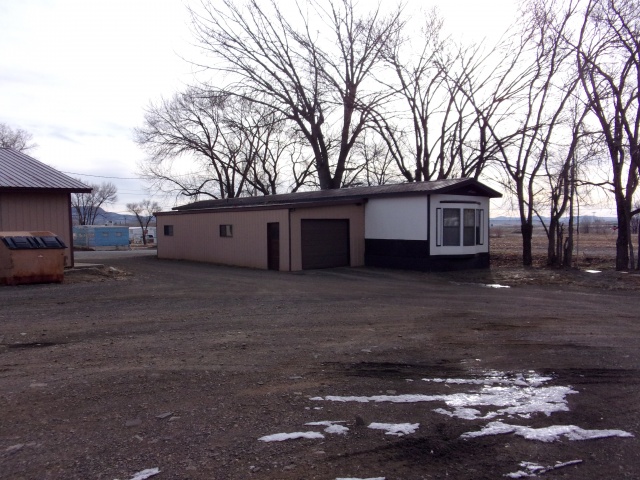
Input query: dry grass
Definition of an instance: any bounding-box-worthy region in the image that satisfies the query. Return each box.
[490,228,619,269]
[474,227,640,290]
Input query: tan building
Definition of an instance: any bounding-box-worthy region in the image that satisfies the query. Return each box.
[0,148,91,267]
[156,178,501,272]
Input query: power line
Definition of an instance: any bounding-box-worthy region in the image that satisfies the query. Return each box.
[62,171,140,180]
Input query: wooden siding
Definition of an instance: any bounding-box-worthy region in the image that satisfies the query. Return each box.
[157,209,291,270]
[0,192,73,267]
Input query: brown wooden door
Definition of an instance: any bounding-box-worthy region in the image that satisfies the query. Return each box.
[301,219,350,269]
[267,222,280,270]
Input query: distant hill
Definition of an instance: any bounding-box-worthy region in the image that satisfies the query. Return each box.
[490,215,617,227]
[71,207,150,226]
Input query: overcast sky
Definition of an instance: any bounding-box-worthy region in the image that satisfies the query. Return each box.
[0,0,560,217]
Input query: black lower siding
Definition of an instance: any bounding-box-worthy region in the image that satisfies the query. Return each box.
[365,239,490,271]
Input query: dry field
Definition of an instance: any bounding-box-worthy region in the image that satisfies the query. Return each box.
[490,226,620,269]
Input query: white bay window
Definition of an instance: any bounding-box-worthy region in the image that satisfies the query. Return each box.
[436,207,485,248]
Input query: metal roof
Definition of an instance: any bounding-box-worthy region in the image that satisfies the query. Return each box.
[0,148,92,192]
[170,177,501,213]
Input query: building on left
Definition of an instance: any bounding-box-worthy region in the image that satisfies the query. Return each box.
[0,148,91,267]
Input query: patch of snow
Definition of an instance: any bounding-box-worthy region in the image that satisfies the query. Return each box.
[301,371,632,468]
[315,383,576,421]
[116,468,160,480]
[423,371,553,387]
[325,424,350,435]
[305,421,349,435]
[368,422,419,436]
[434,407,482,420]
[461,421,633,442]
[584,270,602,273]
[336,477,386,480]
[484,284,511,288]
[305,420,346,426]
[504,471,533,478]
[258,431,325,442]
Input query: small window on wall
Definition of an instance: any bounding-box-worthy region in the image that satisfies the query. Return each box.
[164,225,174,236]
[219,224,233,237]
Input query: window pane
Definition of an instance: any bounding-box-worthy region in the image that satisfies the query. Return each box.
[463,209,475,246]
[476,210,484,245]
[443,209,460,246]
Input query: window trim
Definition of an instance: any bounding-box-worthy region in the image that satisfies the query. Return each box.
[436,208,442,246]
[476,210,484,245]
[436,206,485,248]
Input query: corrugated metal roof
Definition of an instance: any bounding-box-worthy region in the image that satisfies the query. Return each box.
[0,148,92,192]
[171,177,502,212]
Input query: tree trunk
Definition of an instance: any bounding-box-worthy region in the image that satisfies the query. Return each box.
[521,222,533,266]
[637,222,640,270]
[547,217,558,266]
[615,202,630,271]
[563,162,575,268]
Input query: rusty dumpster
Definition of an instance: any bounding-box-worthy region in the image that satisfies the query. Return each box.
[0,231,66,286]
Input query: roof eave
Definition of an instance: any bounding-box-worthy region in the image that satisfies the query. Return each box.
[161,197,368,215]
[0,186,93,194]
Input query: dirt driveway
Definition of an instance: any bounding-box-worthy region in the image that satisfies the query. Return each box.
[1,252,638,479]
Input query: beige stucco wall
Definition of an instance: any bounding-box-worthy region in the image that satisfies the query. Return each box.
[156,202,366,271]
[157,209,291,270]
[0,191,73,267]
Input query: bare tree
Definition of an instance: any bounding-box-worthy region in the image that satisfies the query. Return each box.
[225,101,315,195]
[575,0,640,270]
[373,10,527,185]
[189,0,403,190]
[136,88,311,201]
[373,9,453,182]
[540,98,592,267]
[70,181,117,225]
[632,200,640,269]
[489,0,582,266]
[354,131,402,186]
[126,200,161,245]
[0,123,37,152]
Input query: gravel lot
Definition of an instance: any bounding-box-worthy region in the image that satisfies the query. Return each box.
[1,250,639,479]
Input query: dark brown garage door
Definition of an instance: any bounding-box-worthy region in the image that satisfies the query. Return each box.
[301,219,350,269]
